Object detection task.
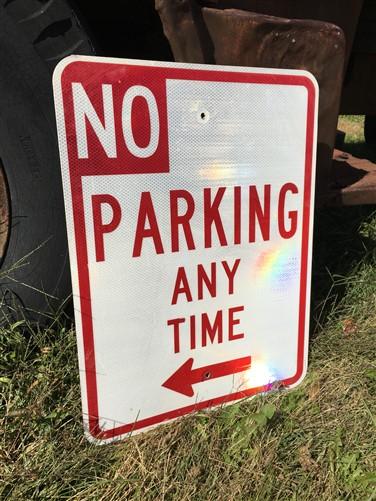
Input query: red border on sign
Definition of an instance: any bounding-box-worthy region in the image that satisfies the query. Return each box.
[59,60,316,441]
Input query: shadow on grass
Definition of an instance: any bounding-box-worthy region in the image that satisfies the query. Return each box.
[311,137,376,333]
[311,204,376,335]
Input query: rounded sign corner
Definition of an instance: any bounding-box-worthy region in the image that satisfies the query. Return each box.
[298,70,319,98]
[83,428,110,446]
[287,363,308,390]
[52,54,93,88]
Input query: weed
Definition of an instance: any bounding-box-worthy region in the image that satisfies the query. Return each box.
[0,116,375,500]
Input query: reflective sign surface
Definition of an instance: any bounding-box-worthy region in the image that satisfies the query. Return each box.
[53,56,318,443]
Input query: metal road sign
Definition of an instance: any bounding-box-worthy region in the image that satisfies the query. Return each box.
[53,56,318,443]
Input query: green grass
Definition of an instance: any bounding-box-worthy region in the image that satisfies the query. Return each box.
[1,119,376,500]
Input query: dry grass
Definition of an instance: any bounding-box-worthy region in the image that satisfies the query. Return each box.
[1,206,375,500]
[1,120,376,500]
[338,116,365,144]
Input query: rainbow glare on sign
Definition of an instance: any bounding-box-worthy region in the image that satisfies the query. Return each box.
[241,359,278,390]
[199,161,236,180]
[253,243,299,290]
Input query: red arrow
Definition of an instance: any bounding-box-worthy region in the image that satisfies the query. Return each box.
[162,356,251,397]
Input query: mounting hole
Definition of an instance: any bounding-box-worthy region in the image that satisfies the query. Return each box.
[203,371,211,380]
[197,109,210,124]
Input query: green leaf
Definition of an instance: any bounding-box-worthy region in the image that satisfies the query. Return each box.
[10,320,26,330]
[252,413,268,427]
[261,403,276,420]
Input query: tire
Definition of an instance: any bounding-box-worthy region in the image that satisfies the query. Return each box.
[0,0,94,323]
[364,115,376,146]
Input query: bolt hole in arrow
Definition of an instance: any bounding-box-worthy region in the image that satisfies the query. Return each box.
[162,356,251,397]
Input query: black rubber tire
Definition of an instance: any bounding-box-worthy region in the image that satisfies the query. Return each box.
[364,115,376,146]
[0,0,94,323]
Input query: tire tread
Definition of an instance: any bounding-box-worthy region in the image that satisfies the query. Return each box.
[3,0,94,70]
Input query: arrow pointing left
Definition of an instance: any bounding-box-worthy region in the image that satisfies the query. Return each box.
[162,356,252,397]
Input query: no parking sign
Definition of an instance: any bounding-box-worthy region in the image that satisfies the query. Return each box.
[53,56,317,443]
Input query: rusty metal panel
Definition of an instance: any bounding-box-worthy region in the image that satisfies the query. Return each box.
[197,0,363,67]
[156,0,346,202]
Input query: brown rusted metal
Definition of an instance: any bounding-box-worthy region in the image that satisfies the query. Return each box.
[331,149,376,205]
[198,0,364,69]
[0,162,9,260]
[155,0,376,205]
[156,1,346,204]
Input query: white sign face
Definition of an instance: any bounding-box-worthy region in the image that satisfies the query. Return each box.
[53,56,317,443]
